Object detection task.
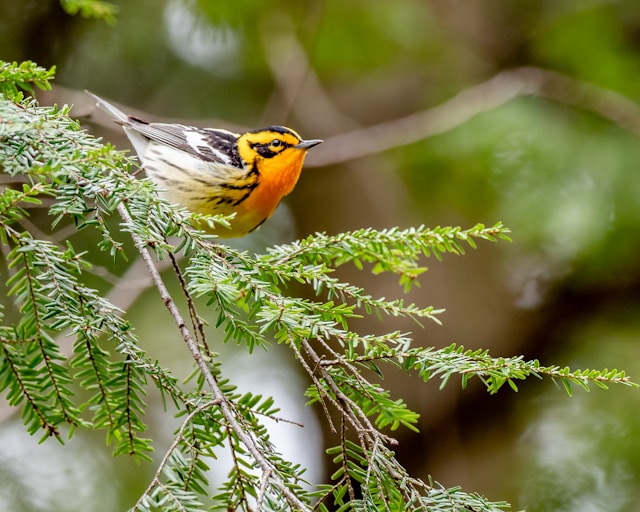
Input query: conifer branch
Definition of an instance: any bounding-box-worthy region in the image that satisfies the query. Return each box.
[117,202,313,511]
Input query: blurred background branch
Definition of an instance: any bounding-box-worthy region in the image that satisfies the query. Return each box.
[314,66,640,167]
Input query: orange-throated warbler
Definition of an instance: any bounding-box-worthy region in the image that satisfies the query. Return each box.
[87,92,322,237]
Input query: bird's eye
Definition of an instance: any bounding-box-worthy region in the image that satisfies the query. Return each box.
[271,139,282,147]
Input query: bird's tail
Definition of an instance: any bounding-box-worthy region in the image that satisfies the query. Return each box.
[86,91,149,158]
[85,90,129,124]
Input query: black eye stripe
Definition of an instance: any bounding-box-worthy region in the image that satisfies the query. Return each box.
[249,140,290,158]
[250,141,286,148]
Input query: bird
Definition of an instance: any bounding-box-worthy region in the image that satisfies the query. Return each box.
[86,91,322,237]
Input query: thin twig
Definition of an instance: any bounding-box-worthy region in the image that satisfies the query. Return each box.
[133,399,219,510]
[256,467,272,511]
[167,250,212,358]
[289,338,338,435]
[340,414,356,504]
[366,436,392,512]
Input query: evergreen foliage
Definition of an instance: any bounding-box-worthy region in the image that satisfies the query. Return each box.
[0,60,635,511]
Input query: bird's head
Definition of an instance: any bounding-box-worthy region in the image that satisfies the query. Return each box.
[237,126,322,170]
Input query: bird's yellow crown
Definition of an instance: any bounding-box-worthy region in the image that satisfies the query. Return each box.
[237,126,305,167]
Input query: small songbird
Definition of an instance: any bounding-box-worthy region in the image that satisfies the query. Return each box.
[87,92,322,237]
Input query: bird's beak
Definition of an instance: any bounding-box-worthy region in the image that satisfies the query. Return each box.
[295,139,323,150]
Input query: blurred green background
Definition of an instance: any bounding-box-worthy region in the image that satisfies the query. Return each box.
[3,1,640,510]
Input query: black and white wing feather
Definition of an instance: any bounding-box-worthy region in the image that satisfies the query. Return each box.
[126,119,243,167]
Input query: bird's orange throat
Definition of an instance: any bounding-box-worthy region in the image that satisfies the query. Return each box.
[244,149,307,215]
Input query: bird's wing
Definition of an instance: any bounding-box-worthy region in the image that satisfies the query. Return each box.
[127,120,242,167]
